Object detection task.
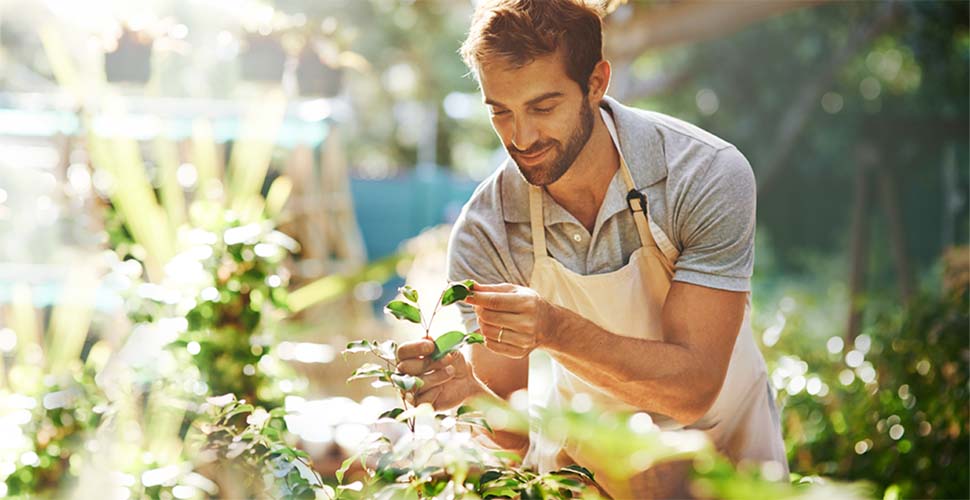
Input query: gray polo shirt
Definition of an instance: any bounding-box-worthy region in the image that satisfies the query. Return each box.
[447,96,756,332]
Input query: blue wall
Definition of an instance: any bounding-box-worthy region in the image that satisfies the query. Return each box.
[350,166,480,261]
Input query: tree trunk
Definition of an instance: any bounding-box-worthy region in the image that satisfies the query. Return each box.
[846,150,874,342]
[876,168,914,302]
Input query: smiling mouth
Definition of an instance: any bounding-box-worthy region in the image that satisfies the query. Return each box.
[514,146,551,164]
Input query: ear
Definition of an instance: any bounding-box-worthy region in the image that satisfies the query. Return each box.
[586,60,611,102]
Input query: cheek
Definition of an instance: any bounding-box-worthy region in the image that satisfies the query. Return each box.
[490,119,513,143]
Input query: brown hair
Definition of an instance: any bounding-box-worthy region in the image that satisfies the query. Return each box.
[460,0,604,94]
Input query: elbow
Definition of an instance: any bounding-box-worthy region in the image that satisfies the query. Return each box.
[674,376,723,426]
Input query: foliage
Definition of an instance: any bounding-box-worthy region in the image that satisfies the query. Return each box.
[169,216,299,408]
[196,394,325,499]
[1,370,105,497]
[637,1,969,275]
[767,283,969,499]
[323,400,608,500]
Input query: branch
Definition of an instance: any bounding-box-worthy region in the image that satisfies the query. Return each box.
[604,0,826,62]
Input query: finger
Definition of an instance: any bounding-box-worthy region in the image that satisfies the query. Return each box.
[397,352,458,375]
[397,339,436,359]
[414,385,443,407]
[479,321,533,349]
[470,282,518,293]
[484,338,530,359]
[477,309,530,333]
[464,291,526,312]
[416,366,455,394]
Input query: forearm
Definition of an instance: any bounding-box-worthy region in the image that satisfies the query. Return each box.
[544,305,718,423]
[465,376,529,455]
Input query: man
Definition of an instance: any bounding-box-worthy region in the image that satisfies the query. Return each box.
[396,0,787,496]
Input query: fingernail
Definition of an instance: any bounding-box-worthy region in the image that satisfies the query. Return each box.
[445,365,455,376]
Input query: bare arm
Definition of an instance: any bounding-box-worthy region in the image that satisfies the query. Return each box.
[468,339,529,453]
[466,281,745,425]
[547,282,744,424]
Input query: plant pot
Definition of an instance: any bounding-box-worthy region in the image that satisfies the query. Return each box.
[240,33,286,82]
[296,46,343,97]
[104,28,153,83]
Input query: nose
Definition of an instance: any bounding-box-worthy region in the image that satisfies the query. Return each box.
[510,116,539,152]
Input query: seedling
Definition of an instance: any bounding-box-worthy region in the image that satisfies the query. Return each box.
[343,280,484,432]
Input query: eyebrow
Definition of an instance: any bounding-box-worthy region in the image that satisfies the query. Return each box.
[485,91,565,108]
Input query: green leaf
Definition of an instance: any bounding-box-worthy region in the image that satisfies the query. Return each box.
[385,300,422,323]
[479,469,503,485]
[431,331,467,361]
[378,408,405,420]
[458,414,493,433]
[457,405,472,416]
[391,373,424,392]
[343,340,373,354]
[557,464,595,482]
[441,281,474,306]
[348,363,389,382]
[335,454,358,485]
[399,285,418,303]
[375,340,398,363]
[224,403,255,420]
[491,450,522,464]
[466,332,485,345]
[483,487,519,498]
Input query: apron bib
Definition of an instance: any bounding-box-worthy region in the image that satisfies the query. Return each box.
[522,111,787,498]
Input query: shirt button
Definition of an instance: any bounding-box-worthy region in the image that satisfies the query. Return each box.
[572,233,582,242]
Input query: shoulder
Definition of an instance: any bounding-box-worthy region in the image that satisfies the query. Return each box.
[636,110,753,197]
[447,160,521,284]
[453,160,508,233]
[640,109,733,152]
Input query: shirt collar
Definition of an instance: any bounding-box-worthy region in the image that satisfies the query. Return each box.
[500,95,667,224]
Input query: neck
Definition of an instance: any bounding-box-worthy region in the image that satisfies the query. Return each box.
[545,108,619,232]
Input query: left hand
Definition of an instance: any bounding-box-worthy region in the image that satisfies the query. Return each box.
[462,283,559,359]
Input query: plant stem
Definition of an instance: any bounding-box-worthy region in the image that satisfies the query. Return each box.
[382,353,415,433]
[424,290,446,340]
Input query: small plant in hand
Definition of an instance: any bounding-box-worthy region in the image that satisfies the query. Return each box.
[343,280,484,432]
[339,281,608,499]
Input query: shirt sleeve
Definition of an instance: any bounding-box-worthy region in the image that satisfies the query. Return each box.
[446,208,511,333]
[672,146,756,292]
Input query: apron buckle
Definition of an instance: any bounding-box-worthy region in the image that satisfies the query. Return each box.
[626,189,647,215]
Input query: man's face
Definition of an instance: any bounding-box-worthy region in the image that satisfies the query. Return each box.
[479,52,594,186]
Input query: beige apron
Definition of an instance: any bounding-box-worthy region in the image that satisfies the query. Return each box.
[522,111,787,498]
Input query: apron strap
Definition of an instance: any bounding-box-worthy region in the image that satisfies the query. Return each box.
[617,160,658,249]
[529,185,547,260]
[603,108,680,262]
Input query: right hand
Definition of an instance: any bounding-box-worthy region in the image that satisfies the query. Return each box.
[396,339,483,411]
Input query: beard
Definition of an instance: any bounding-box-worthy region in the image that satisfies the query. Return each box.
[509,98,595,186]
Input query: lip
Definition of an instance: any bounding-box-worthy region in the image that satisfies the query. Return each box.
[514,146,551,166]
